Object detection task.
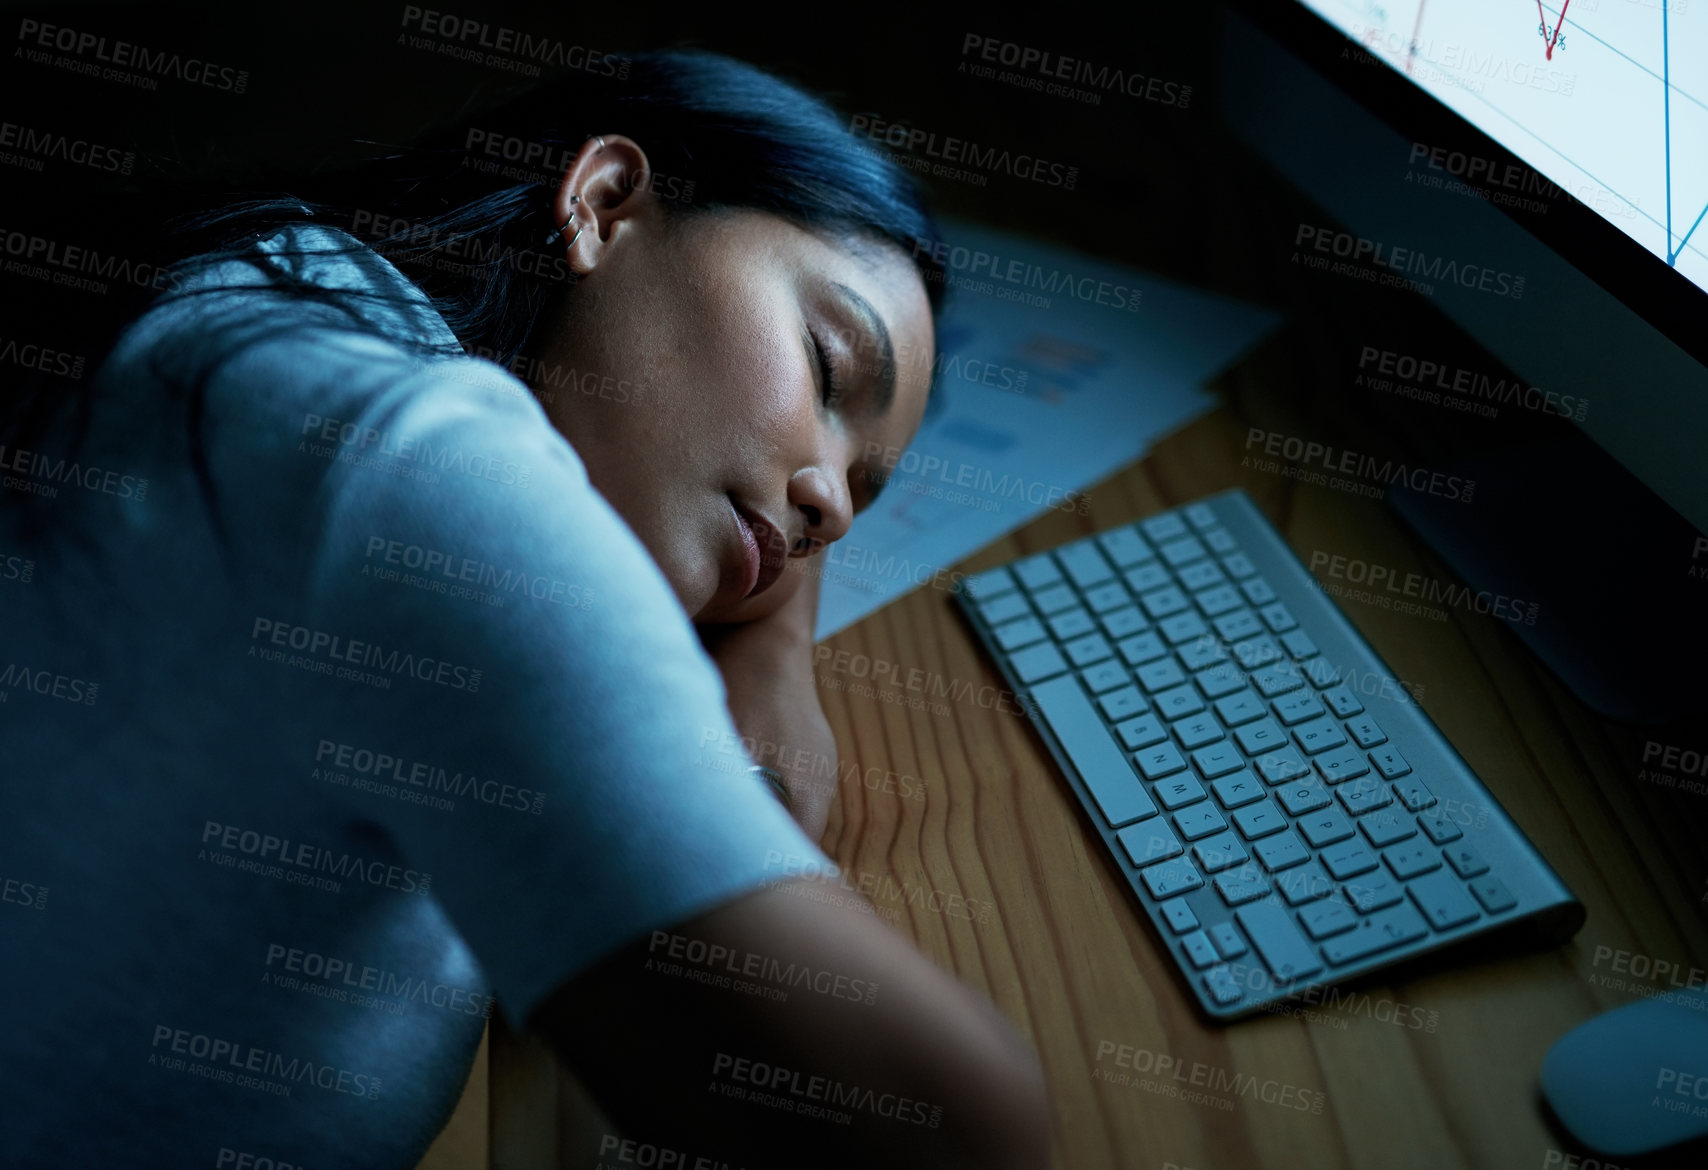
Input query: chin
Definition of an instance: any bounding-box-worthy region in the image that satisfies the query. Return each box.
[705,561,805,626]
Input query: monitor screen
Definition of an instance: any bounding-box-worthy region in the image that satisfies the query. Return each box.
[1294,0,1707,294]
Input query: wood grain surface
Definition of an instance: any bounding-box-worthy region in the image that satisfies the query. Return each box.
[427,400,1708,1170]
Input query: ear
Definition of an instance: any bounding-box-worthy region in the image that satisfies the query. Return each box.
[548,134,659,275]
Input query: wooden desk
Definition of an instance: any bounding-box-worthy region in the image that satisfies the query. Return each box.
[429,401,1708,1170]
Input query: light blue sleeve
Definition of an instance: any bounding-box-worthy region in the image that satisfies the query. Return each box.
[284,342,830,1025]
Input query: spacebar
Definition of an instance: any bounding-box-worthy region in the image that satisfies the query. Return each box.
[1029,675,1157,828]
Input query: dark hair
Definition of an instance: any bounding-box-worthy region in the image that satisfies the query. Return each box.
[1,47,947,545]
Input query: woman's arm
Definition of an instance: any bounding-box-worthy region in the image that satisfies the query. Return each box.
[529,875,1053,1170]
[699,561,839,839]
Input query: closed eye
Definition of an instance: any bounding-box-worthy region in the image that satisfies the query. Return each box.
[810,330,844,408]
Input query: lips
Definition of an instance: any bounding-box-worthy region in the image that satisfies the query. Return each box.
[729,498,789,600]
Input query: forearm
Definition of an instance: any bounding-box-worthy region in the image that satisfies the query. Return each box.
[699,563,839,833]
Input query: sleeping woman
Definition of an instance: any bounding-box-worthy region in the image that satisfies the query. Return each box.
[0,47,1049,1170]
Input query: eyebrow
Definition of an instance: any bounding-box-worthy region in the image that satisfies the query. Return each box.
[832,281,895,417]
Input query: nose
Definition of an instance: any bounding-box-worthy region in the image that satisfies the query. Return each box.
[788,463,853,556]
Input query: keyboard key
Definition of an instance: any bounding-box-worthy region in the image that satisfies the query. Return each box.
[1155,773,1208,811]
[1231,799,1286,840]
[1154,686,1205,721]
[1299,810,1357,849]
[1279,630,1319,660]
[1469,876,1516,913]
[1137,659,1186,693]
[1142,513,1188,542]
[1359,808,1416,849]
[1205,529,1238,554]
[1240,576,1277,606]
[1304,657,1341,688]
[1251,663,1304,698]
[1184,502,1218,530]
[1234,719,1287,755]
[1298,900,1358,940]
[1031,584,1079,615]
[1213,609,1264,641]
[1444,844,1489,879]
[1236,900,1323,983]
[1159,536,1208,567]
[1028,675,1155,825]
[1384,842,1441,881]
[1172,713,1224,751]
[1125,563,1172,593]
[1202,965,1244,1006]
[1254,748,1309,785]
[1407,871,1481,930]
[1232,635,1282,670]
[1211,770,1265,809]
[1344,714,1387,749]
[1193,832,1249,872]
[1100,606,1149,640]
[1064,634,1114,668]
[1254,830,1309,872]
[1055,542,1115,589]
[1135,742,1188,781]
[1337,777,1392,817]
[962,566,1017,601]
[1292,717,1348,755]
[995,616,1047,652]
[1191,743,1243,780]
[1173,805,1227,841]
[1321,902,1428,965]
[1370,746,1412,780]
[1115,713,1168,751]
[1160,897,1199,933]
[1010,642,1068,683]
[1098,527,1153,568]
[1097,687,1149,723]
[1259,602,1297,632]
[1392,777,1436,812]
[1321,684,1364,716]
[1274,860,1335,905]
[979,592,1032,626]
[1159,612,1210,645]
[1195,584,1244,616]
[1119,820,1183,867]
[1215,866,1273,906]
[1321,842,1379,880]
[1313,746,1370,785]
[1214,691,1267,727]
[1049,608,1097,642]
[1222,553,1257,578]
[1181,931,1219,970]
[1080,661,1130,694]
[1083,582,1132,615]
[1344,873,1404,913]
[1417,810,1463,844]
[1141,857,1204,899]
[1178,561,1225,591]
[1140,586,1190,619]
[1118,632,1169,666]
[1177,637,1228,672]
[1194,663,1246,700]
[1273,690,1326,726]
[1013,554,1063,591]
[1275,778,1332,816]
[1209,921,1248,959]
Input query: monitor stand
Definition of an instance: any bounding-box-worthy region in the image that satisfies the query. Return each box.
[1388,430,1708,724]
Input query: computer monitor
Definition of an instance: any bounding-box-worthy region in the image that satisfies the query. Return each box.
[1217,1,1708,721]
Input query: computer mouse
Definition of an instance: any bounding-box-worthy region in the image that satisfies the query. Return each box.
[1540,986,1708,1156]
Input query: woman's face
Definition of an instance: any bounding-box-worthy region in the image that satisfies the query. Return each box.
[525,136,936,624]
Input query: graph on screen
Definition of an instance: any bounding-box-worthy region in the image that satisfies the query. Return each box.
[1298,0,1707,293]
